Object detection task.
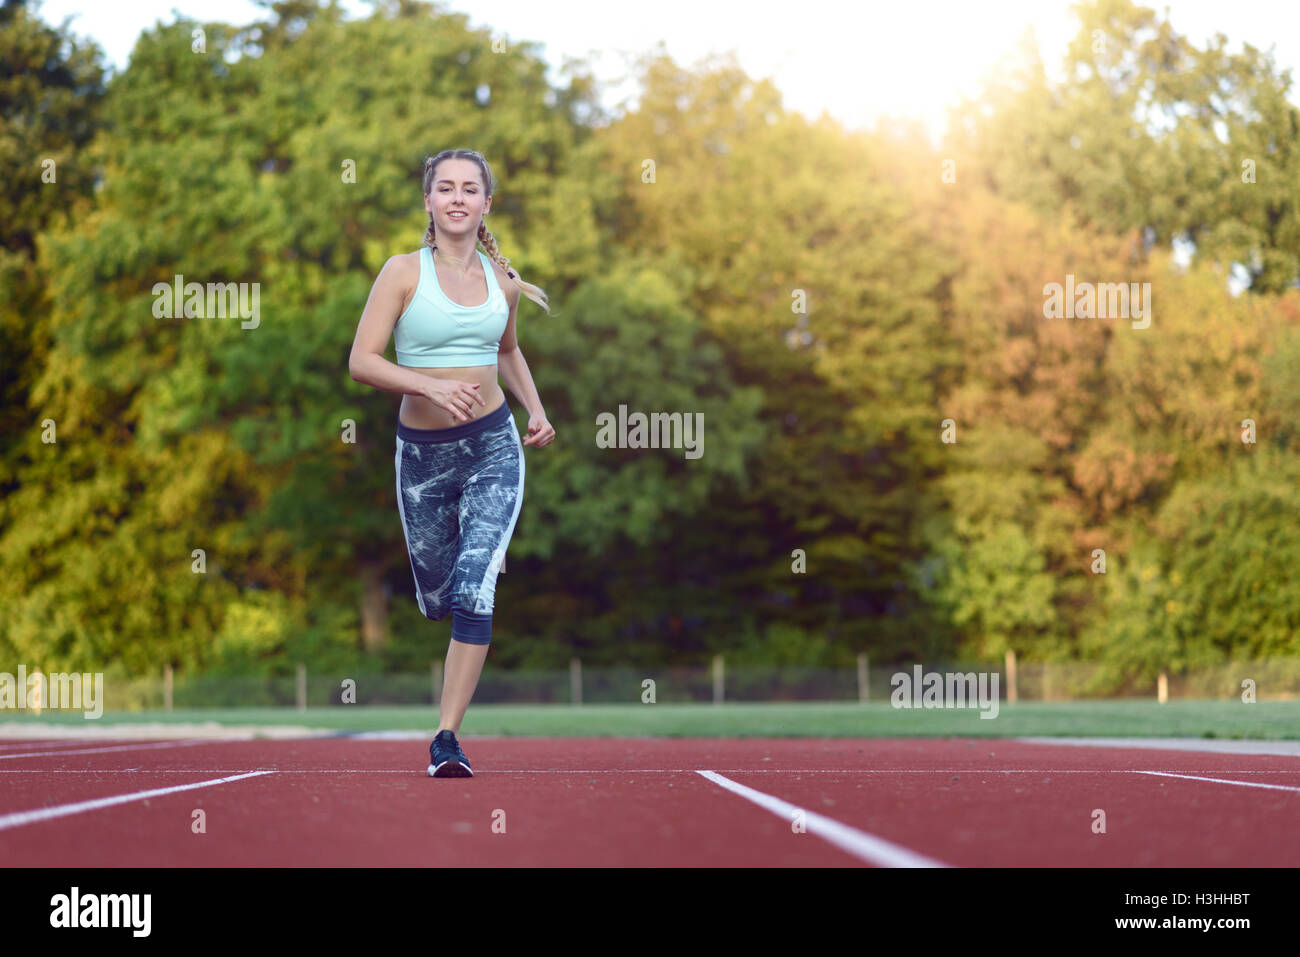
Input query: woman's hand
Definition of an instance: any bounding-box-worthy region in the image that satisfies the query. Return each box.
[420,379,485,423]
[522,413,555,448]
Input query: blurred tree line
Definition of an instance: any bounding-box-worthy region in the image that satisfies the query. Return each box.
[1,0,1296,687]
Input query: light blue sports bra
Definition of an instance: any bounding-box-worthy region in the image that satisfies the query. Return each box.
[394,246,509,367]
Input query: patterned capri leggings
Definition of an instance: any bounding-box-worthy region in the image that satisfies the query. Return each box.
[394,398,525,645]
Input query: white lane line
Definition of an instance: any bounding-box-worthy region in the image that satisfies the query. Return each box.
[0,740,106,751]
[695,769,950,867]
[1133,770,1300,794]
[1019,737,1300,758]
[0,739,231,760]
[0,769,290,774]
[6,768,1299,775]
[0,768,1192,775]
[0,771,276,832]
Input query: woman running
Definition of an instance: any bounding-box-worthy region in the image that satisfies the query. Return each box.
[349,149,554,777]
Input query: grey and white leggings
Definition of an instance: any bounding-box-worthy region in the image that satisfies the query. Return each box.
[394,399,524,644]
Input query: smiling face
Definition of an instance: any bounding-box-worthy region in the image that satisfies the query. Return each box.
[425,157,490,236]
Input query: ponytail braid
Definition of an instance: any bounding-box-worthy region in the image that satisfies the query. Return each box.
[478,221,550,316]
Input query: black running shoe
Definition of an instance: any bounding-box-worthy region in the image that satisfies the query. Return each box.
[428,730,473,777]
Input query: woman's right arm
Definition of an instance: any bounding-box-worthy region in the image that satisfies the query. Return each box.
[348,255,483,421]
[348,255,432,395]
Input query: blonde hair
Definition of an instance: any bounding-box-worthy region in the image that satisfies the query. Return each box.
[422,149,551,316]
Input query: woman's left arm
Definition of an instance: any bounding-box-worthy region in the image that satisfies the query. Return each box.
[496,282,554,447]
[497,347,542,418]
[498,348,554,448]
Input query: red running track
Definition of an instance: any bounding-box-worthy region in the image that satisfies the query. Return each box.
[1,736,1297,867]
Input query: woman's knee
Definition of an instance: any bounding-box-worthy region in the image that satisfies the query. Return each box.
[450,598,492,645]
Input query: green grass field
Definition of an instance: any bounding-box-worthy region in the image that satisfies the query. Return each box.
[2,699,1298,738]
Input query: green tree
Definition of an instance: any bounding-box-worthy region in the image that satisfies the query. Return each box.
[1080,446,1300,683]
[0,0,106,493]
[591,51,960,661]
[949,0,1300,292]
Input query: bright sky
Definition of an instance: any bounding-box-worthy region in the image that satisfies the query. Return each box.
[33,0,1300,145]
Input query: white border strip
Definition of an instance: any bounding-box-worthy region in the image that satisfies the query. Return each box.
[0,771,275,832]
[394,436,429,618]
[473,412,526,612]
[695,770,950,867]
[1134,770,1300,793]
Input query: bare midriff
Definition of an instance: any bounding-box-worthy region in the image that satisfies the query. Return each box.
[398,365,505,429]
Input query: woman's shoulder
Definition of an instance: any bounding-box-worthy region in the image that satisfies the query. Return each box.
[486,256,519,306]
[380,249,423,285]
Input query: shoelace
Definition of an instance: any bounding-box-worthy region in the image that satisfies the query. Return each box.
[434,734,466,764]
